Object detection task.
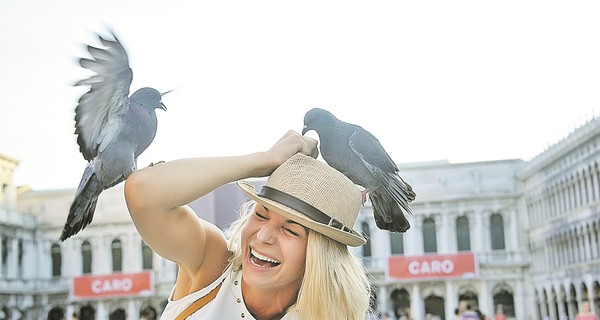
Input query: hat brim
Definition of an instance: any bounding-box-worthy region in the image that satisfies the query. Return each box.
[237,180,366,247]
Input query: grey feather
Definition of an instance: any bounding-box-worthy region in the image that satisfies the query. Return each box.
[60,30,168,241]
[302,108,415,233]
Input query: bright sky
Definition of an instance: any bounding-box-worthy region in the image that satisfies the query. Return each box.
[2,1,600,190]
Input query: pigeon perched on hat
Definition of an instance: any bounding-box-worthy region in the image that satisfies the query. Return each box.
[302,107,416,233]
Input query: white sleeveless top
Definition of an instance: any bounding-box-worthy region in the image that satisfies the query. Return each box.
[160,266,297,319]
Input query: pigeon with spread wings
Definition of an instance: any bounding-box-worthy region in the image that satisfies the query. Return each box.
[60,30,169,241]
[302,108,415,233]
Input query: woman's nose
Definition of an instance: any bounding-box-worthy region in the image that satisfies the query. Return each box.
[256,222,277,244]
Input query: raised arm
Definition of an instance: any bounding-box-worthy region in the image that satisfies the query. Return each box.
[124,131,318,277]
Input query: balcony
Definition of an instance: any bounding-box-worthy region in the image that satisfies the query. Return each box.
[478,249,528,267]
[0,277,69,294]
[0,207,36,228]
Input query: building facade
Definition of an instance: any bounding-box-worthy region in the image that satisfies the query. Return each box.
[359,158,529,320]
[1,118,600,319]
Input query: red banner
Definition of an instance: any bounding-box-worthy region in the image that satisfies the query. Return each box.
[72,271,153,299]
[388,252,478,280]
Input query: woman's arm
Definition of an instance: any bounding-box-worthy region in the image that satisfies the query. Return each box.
[124,131,318,276]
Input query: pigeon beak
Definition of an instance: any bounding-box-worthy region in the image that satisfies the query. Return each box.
[159,90,173,111]
[301,125,309,135]
[161,89,174,96]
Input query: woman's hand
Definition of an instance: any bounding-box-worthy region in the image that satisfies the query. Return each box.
[265,130,319,168]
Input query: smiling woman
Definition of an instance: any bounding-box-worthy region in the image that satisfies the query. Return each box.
[124,130,372,320]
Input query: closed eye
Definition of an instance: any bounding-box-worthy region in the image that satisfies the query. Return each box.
[255,211,268,220]
[284,228,299,237]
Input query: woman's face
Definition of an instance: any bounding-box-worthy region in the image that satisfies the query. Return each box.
[241,204,308,292]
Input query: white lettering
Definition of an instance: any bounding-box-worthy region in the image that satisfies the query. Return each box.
[90,278,133,294]
[407,259,455,275]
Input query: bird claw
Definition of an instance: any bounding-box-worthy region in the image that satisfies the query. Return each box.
[148,161,165,167]
[361,189,369,205]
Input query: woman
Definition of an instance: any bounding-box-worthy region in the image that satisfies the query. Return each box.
[125,130,372,319]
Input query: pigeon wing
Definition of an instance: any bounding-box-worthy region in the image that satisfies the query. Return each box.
[347,126,398,175]
[348,127,415,209]
[74,30,133,161]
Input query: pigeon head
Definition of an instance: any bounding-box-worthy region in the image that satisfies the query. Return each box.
[302,107,337,135]
[131,87,168,111]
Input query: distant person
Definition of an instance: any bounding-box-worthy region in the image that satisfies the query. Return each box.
[494,308,506,320]
[459,301,480,320]
[576,301,599,320]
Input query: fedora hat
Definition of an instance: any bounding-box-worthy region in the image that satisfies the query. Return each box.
[237,153,366,246]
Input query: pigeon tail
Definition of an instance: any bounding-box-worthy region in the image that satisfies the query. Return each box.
[369,189,411,233]
[371,168,415,215]
[60,172,102,241]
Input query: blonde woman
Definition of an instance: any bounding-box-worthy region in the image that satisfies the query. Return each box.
[125,130,372,319]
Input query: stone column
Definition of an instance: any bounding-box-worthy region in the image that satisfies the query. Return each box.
[68,238,82,276]
[514,279,525,320]
[96,236,110,274]
[96,301,107,320]
[481,211,490,252]
[439,211,451,253]
[0,234,4,277]
[589,224,599,260]
[377,285,389,315]
[8,237,18,278]
[538,289,548,320]
[583,226,592,261]
[585,276,597,315]
[445,281,456,320]
[556,284,566,320]
[127,234,142,272]
[566,279,577,319]
[128,299,138,320]
[509,209,519,251]
[478,280,493,316]
[411,284,423,320]
[547,286,557,320]
[411,217,423,255]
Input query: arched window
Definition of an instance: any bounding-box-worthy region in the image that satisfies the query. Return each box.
[51,243,62,277]
[111,239,122,272]
[82,241,92,274]
[456,216,471,251]
[491,214,506,250]
[390,232,404,255]
[362,222,372,257]
[423,218,437,253]
[142,241,153,270]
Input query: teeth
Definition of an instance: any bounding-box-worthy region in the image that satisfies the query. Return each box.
[251,249,281,264]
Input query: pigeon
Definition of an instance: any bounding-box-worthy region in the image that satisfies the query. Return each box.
[60,30,168,241]
[302,108,415,233]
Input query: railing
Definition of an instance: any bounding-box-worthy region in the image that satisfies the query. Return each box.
[0,208,37,227]
[362,257,387,274]
[0,277,69,294]
[478,250,528,265]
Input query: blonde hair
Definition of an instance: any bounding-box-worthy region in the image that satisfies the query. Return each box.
[226,201,371,320]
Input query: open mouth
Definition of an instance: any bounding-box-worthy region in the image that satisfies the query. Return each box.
[250,249,281,268]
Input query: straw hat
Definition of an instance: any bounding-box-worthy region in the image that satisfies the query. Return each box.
[237,153,366,246]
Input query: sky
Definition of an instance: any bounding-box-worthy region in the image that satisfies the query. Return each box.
[2,1,600,190]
